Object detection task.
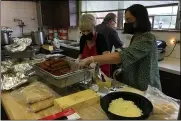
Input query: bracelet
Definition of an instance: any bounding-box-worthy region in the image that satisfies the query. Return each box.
[91,56,94,63]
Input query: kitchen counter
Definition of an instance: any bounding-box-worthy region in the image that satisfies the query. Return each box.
[57,40,80,51]
[158,57,180,75]
[59,43,80,51]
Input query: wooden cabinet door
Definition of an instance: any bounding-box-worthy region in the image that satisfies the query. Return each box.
[40,1,54,27]
[40,0,78,28]
[159,71,180,99]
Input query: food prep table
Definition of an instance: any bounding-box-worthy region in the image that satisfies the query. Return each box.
[1,74,179,120]
[1,55,179,120]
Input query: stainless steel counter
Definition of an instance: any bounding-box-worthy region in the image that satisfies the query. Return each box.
[59,43,80,51]
[57,40,80,51]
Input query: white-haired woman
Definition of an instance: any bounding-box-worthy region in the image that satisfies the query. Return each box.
[78,14,110,77]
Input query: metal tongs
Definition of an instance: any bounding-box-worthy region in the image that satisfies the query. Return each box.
[94,63,106,82]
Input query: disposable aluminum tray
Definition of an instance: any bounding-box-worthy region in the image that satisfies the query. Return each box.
[33,56,93,88]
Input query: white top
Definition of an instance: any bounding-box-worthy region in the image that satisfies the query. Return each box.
[158,57,180,75]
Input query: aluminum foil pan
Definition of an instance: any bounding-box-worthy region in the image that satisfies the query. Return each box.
[1,26,13,32]
[29,59,46,65]
[1,60,14,66]
[1,60,16,73]
[13,38,32,46]
[5,43,27,53]
[13,63,33,73]
[1,72,28,90]
[33,54,46,60]
[45,54,65,59]
[4,38,32,53]
[1,66,8,73]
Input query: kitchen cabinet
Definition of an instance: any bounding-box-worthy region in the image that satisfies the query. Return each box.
[38,0,78,28]
[40,1,54,27]
[159,70,180,99]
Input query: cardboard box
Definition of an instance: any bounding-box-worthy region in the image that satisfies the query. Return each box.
[54,89,100,110]
[42,44,54,51]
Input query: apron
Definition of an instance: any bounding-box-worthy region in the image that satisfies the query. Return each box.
[81,32,110,77]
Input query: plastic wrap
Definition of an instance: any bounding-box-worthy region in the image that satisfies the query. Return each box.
[28,97,55,112]
[145,85,180,120]
[11,81,59,112]
[13,81,56,103]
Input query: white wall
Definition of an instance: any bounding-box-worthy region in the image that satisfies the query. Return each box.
[68,27,80,41]
[117,30,180,59]
[151,31,180,59]
[1,1,38,37]
[68,27,180,59]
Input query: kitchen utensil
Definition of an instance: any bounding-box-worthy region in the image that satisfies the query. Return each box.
[1,31,13,46]
[100,91,153,120]
[113,68,123,82]
[31,27,45,45]
[94,64,112,89]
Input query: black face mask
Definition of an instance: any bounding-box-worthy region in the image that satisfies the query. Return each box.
[123,22,136,34]
[82,32,94,40]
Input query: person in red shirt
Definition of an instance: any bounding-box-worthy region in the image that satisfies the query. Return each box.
[77,14,110,77]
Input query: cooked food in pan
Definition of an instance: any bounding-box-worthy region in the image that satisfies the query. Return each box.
[39,58,71,76]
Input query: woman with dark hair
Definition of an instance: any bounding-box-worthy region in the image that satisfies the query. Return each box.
[79,4,162,91]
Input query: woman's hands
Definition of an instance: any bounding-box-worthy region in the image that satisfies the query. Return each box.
[75,58,80,63]
[79,57,92,68]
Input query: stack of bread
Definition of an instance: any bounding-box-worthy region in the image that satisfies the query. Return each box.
[19,82,57,112]
[39,58,71,76]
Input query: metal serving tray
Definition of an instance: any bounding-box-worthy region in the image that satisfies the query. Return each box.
[33,56,93,88]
